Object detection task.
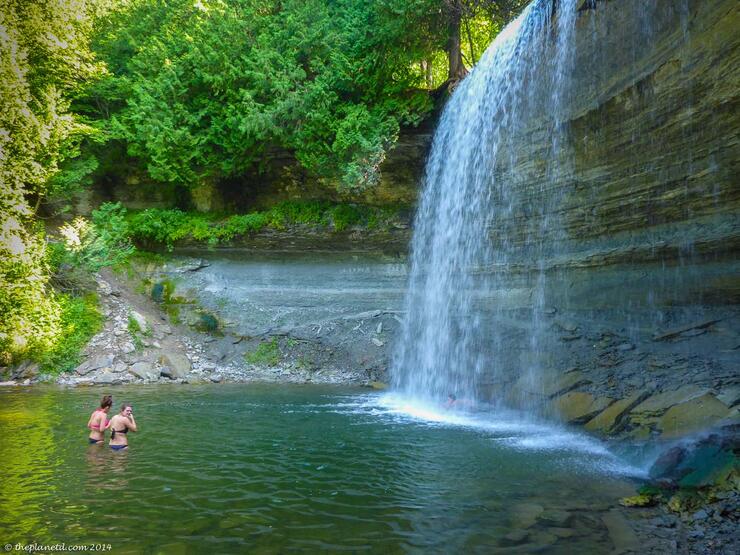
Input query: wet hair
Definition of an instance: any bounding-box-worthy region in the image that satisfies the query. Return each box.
[448,393,457,401]
[100,395,113,409]
[120,402,132,413]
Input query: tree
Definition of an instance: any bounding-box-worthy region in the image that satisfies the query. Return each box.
[80,0,443,192]
[442,0,528,86]
[0,0,101,364]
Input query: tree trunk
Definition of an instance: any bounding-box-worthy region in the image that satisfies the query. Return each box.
[421,59,434,89]
[447,0,468,85]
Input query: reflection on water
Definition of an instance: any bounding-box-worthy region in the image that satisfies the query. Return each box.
[85,445,130,491]
[0,385,641,553]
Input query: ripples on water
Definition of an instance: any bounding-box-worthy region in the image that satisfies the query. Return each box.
[0,385,642,553]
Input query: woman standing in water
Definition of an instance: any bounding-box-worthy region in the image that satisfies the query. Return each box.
[109,403,137,451]
[87,395,112,444]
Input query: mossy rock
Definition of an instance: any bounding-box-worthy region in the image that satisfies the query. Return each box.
[151,282,165,302]
[659,394,730,438]
[552,391,614,424]
[195,312,219,333]
[619,494,657,507]
[667,491,702,514]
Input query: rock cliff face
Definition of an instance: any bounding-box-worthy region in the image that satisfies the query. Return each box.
[472,0,739,439]
[489,0,738,272]
[84,123,433,213]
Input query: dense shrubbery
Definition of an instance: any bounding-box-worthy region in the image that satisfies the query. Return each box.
[97,201,397,250]
[84,0,443,192]
[35,293,103,374]
[0,0,101,366]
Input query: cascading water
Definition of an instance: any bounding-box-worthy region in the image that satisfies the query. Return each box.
[392,0,578,406]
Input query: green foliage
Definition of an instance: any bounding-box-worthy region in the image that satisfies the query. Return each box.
[57,205,135,272]
[35,293,103,374]
[245,338,281,366]
[47,202,135,296]
[81,0,444,191]
[127,313,142,335]
[0,0,102,365]
[91,202,136,264]
[327,204,362,231]
[116,201,395,249]
[127,208,196,249]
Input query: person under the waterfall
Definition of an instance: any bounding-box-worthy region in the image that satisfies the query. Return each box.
[109,403,137,451]
[87,394,113,444]
[445,393,475,410]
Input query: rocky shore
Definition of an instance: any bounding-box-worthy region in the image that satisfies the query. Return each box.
[2,263,382,389]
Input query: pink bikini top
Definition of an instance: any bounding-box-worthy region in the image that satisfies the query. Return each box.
[88,409,110,430]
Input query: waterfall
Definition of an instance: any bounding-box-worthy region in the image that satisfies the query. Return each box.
[391,0,578,406]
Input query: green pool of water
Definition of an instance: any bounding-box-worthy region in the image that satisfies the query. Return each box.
[0,385,641,553]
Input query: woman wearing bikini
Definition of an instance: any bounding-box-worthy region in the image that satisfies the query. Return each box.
[109,403,137,451]
[87,395,112,444]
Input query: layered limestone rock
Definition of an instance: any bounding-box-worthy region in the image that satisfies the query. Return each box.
[471,0,740,439]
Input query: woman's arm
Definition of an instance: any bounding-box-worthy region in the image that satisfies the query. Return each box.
[127,414,138,432]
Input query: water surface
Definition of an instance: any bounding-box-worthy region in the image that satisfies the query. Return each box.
[0,385,640,553]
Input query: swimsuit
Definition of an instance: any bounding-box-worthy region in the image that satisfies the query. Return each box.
[87,409,110,431]
[110,423,130,449]
[87,409,109,443]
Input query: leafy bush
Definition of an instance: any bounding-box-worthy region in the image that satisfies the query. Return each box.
[217,213,270,241]
[128,208,193,249]
[245,338,281,366]
[35,293,103,374]
[328,204,362,231]
[120,201,395,249]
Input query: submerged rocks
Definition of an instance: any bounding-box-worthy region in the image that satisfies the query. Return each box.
[537,509,574,527]
[509,503,544,529]
[499,529,529,546]
[601,510,639,553]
